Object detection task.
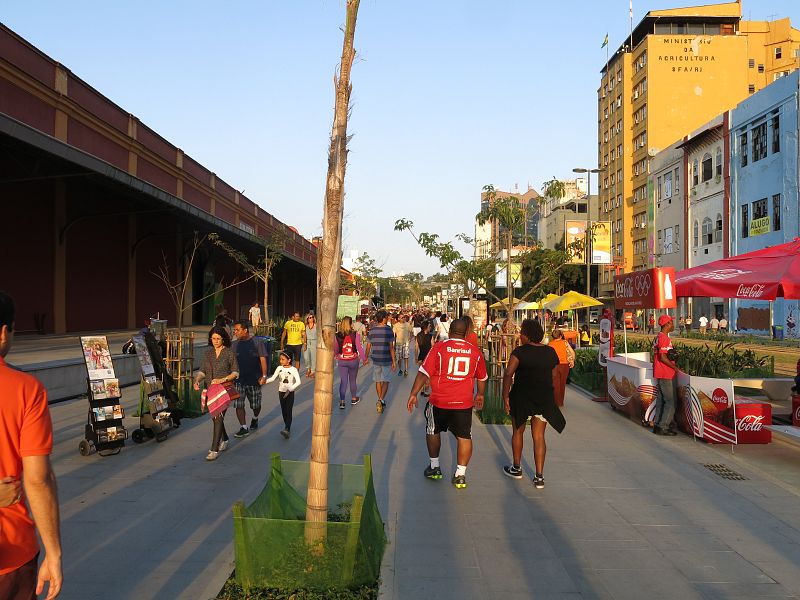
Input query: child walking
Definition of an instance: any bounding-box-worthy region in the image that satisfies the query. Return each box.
[266,351,301,438]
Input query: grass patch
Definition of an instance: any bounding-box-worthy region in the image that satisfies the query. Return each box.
[217,578,378,600]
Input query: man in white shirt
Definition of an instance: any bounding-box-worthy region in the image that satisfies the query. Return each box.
[698,314,708,335]
[248,301,262,328]
[719,315,728,333]
[710,315,719,334]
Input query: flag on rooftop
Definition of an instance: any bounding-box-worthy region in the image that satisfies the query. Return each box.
[601,33,609,48]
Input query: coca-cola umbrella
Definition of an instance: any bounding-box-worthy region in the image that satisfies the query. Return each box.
[674,238,800,300]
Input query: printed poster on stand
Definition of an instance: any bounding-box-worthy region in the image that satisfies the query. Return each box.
[132,335,155,376]
[80,336,115,380]
[676,374,738,444]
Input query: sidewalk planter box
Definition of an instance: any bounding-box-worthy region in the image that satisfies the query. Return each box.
[232,453,386,592]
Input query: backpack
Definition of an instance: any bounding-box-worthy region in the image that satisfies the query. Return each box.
[337,332,358,360]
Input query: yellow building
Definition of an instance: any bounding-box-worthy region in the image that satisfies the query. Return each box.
[597,1,800,298]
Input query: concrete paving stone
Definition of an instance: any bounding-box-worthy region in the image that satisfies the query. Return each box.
[633,526,731,552]
[695,582,799,599]
[559,561,617,600]
[592,568,707,600]
[661,549,777,584]
[392,572,488,600]
[394,542,478,572]
[474,534,558,560]
[464,513,547,540]
[542,522,649,543]
[479,557,579,594]
[752,561,800,594]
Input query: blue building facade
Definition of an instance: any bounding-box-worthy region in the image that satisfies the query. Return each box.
[729,71,799,337]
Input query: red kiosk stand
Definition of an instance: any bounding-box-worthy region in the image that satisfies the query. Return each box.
[607,267,772,444]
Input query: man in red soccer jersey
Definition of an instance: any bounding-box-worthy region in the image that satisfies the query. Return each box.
[407,318,487,489]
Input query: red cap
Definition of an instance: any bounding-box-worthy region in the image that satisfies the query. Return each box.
[658,315,673,327]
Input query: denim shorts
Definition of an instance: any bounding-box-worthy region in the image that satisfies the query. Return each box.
[373,364,392,382]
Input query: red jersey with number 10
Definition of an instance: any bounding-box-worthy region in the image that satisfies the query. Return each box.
[420,339,487,409]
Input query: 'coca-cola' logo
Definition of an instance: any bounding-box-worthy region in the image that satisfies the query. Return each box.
[737,284,766,298]
[737,414,765,432]
[711,388,729,409]
[794,405,800,423]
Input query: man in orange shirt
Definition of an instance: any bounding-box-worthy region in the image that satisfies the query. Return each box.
[0,292,62,599]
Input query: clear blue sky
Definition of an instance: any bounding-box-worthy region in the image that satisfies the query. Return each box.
[3,1,798,276]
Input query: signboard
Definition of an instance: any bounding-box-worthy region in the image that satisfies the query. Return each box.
[565,220,587,264]
[471,299,488,331]
[336,295,360,319]
[591,221,612,265]
[749,216,770,237]
[495,263,522,288]
[614,267,677,309]
[598,316,614,367]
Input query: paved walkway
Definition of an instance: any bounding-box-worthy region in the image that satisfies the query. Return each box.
[48,360,800,599]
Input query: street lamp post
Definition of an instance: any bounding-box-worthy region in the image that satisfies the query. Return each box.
[573,167,604,325]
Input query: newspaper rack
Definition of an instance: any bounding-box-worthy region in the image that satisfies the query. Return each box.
[78,336,127,456]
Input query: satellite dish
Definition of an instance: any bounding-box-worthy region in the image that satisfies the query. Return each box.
[648,148,660,157]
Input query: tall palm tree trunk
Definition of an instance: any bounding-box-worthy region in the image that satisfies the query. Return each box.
[305,0,360,543]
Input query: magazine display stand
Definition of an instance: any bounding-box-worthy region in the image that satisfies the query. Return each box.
[130,334,173,444]
[78,336,128,456]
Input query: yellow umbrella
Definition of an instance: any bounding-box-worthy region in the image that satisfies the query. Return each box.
[515,301,540,310]
[543,290,603,313]
[540,293,560,305]
[489,297,523,310]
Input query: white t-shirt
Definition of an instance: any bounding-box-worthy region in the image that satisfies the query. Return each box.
[249,306,261,324]
[266,365,301,393]
[710,318,719,329]
[699,316,708,328]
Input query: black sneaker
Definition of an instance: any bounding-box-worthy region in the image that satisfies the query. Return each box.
[234,427,250,438]
[503,465,523,480]
[351,396,360,405]
[424,466,443,479]
[250,419,259,430]
[339,400,346,410]
[280,429,290,439]
[398,370,403,376]
[451,473,467,489]
[533,474,545,489]
[404,370,409,377]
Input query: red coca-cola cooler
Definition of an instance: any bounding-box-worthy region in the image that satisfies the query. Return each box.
[792,394,800,427]
[734,398,772,444]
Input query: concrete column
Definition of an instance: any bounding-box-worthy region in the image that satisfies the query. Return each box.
[53,180,67,334]
[127,214,137,329]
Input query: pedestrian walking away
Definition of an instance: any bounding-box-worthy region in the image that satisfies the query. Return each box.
[280,311,306,371]
[698,313,708,335]
[407,318,487,489]
[365,309,397,413]
[548,328,574,408]
[502,318,566,488]
[266,351,302,438]
[710,315,720,334]
[248,301,262,328]
[0,292,63,600]
[231,321,268,437]
[435,313,450,342]
[335,316,365,409]
[415,321,434,397]
[652,315,679,436]
[303,314,318,378]
[719,315,728,333]
[194,327,239,461]
[392,314,413,377]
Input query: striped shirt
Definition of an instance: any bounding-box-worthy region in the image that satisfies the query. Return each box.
[367,324,394,365]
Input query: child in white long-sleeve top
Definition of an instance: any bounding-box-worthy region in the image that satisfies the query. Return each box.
[266,351,301,438]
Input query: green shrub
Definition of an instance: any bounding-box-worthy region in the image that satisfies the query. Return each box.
[218,579,378,600]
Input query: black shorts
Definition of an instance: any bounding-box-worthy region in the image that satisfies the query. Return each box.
[424,402,472,439]
[285,344,303,361]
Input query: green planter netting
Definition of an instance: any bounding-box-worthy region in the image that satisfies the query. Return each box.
[176,376,203,417]
[233,453,386,591]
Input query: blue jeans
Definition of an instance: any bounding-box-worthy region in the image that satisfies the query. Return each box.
[655,378,677,429]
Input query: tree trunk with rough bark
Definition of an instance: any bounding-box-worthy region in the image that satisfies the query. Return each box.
[305,0,360,544]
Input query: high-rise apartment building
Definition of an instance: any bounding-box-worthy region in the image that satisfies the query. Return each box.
[478,187,541,256]
[597,1,800,298]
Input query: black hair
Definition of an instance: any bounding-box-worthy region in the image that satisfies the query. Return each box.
[233,320,249,330]
[0,291,14,333]
[279,351,292,361]
[375,309,388,322]
[449,318,467,338]
[521,318,544,343]
[208,326,232,347]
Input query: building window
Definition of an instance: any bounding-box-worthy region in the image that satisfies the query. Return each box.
[758,64,764,73]
[748,84,755,94]
[715,147,722,177]
[739,131,748,167]
[772,194,781,231]
[775,47,782,59]
[656,176,662,201]
[714,214,723,243]
[674,168,680,192]
[752,122,767,161]
[748,58,755,68]
[752,198,768,220]
[692,159,699,186]
[771,113,780,153]
[693,220,699,247]
[663,172,672,198]
[741,204,749,238]
[702,217,713,245]
[701,153,713,182]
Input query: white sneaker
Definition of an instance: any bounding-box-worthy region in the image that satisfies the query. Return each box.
[206,450,219,461]
[219,440,229,452]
